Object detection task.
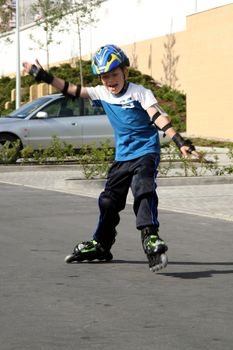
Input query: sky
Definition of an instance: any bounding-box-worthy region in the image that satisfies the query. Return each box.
[162,0,233,33]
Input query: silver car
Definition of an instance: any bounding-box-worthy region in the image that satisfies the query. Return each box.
[0,93,169,150]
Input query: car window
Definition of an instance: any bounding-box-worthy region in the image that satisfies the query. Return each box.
[9,97,52,118]
[40,98,105,118]
[83,99,105,116]
[66,98,81,116]
[40,98,80,118]
[41,100,61,117]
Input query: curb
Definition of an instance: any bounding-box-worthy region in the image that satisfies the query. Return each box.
[157,176,233,186]
[0,165,232,187]
[64,176,233,188]
[0,164,80,173]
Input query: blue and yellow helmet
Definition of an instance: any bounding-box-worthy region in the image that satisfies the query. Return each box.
[92,44,130,75]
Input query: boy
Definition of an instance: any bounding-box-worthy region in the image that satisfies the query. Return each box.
[23,44,199,272]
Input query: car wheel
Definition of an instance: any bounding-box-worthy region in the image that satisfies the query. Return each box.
[0,134,22,164]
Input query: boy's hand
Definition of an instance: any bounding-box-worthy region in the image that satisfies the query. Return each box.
[22,60,53,84]
[22,59,43,74]
[22,61,32,74]
[180,145,200,159]
[172,133,200,159]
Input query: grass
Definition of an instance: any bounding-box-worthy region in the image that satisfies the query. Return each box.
[189,138,233,148]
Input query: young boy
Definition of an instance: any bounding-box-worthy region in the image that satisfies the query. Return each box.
[23,44,199,272]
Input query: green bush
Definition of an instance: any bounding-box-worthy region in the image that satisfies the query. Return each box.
[20,136,75,164]
[78,140,114,179]
[0,135,232,178]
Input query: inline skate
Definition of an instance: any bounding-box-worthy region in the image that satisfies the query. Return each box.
[65,240,113,263]
[141,227,168,272]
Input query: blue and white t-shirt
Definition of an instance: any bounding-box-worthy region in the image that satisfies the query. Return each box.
[86,82,161,161]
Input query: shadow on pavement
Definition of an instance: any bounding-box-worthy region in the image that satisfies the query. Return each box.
[159,261,233,279]
[160,269,233,279]
[66,259,147,264]
[77,260,233,279]
[169,261,233,266]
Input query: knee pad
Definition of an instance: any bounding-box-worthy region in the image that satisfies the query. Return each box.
[99,191,116,211]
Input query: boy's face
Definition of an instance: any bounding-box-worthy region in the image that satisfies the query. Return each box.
[100,67,128,95]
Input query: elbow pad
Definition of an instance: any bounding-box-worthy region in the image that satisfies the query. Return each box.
[61,82,81,99]
[149,103,168,125]
[161,122,173,133]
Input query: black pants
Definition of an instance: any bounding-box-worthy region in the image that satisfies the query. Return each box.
[93,153,160,250]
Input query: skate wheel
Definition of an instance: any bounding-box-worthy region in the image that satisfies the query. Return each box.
[150,253,168,272]
[104,252,113,261]
[65,254,76,263]
[160,253,168,268]
[97,252,113,262]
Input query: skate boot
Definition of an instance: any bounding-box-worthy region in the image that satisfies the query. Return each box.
[141,227,168,272]
[65,240,113,263]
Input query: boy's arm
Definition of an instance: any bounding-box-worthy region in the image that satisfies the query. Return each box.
[147,104,200,159]
[22,60,90,98]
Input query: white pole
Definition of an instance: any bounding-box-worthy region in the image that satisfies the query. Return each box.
[16,0,21,108]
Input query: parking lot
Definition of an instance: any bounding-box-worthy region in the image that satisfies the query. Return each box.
[0,175,233,350]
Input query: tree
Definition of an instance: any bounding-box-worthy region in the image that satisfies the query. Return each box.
[29,0,70,70]
[131,42,138,70]
[64,0,106,86]
[0,0,15,33]
[161,33,180,89]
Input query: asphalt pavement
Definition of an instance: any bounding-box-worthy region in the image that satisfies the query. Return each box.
[0,166,233,350]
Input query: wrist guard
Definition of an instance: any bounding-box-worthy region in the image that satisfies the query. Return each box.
[172,133,196,154]
[29,64,54,84]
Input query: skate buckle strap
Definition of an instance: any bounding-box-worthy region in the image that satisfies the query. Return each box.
[78,240,97,253]
[143,235,167,255]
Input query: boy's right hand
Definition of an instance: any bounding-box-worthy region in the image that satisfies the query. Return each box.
[22,59,42,74]
[22,61,32,74]
[22,60,54,84]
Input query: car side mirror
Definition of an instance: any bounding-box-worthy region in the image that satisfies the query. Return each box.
[35,111,48,119]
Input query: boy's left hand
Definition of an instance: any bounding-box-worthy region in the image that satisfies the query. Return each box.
[180,145,200,159]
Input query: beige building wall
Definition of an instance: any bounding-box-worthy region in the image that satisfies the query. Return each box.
[121,4,233,141]
[185,5,233,140]
[123,31,187,92]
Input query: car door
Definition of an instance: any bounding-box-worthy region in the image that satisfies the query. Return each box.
[79,99,115,147]
[26,97,83,149]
